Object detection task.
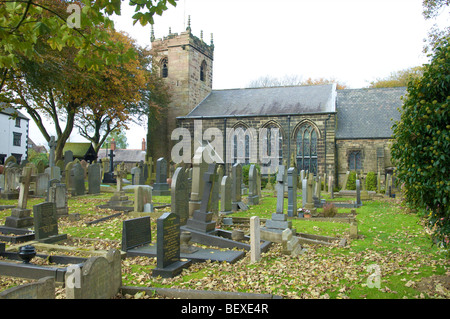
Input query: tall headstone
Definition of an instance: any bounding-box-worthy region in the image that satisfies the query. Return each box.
[35,172,50,197]
[152,213,191,278]
[342,171,350,190]
[210,165,221,213]
[102,150,116,183]
[87,163,101,194]
[189,147,209,216]
[71,162,85,196]
[45,136,61,180]
[105,163,132,207]
[219,175,233,215]
[247,164,259,205]
[356,179,362,207]
[131,166,141,185]
[276,165,286,213]
[304,173,317,213]
[1,165,21,199]
[64,150,73,167]
[302,178,307,208]
[328,175,334,199]
[185,164,217,233]
[231,163,244,211]
[171,166,190,225]
[33,202,58,240]
[250,216,261,263]
[287,167,297,217]
[152,157,170,196]
[377,171,381,193]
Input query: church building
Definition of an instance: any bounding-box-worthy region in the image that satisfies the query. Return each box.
[150,23,405,188]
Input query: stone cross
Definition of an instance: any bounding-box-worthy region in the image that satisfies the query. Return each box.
[276,165,285,214]
[199,164,217,214]
[109,150,115,173]
[17,167,36,209]
[114,163,127,192]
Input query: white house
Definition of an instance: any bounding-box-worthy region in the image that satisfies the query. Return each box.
[0,107,30,164]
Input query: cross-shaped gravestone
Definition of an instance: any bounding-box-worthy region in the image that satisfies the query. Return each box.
[109,150,115,173]
[199,164,216,214]
[17,167,36,209]
[114,163,127,192]
[276,165,285,213]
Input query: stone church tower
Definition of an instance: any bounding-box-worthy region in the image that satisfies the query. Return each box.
[150,20,214,162]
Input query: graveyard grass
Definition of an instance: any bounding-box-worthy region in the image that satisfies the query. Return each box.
[0,189,449,299]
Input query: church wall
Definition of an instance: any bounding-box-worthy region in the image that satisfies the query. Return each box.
[335,138,394,188]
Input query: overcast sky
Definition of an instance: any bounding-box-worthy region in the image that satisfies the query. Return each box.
[30,0,447,149]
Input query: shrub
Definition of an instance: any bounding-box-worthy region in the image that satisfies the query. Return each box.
[366,171,377,191]
[346,171,357,190]
[323,203,337,217]
[391,37,450,247]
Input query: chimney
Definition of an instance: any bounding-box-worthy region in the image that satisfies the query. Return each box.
[142,138,146,151]
[110,138,116,151]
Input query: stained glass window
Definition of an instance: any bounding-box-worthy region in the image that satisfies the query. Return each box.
[296,124,318,175]
[348,151,362,170]
[161,57,168,78]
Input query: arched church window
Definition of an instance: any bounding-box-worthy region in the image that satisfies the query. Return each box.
[161,57,168,78]
[348,150,362,171]
[296,123,318,175]
[261,124,283,169]
[200,60,207,82]
[232,125,250,165]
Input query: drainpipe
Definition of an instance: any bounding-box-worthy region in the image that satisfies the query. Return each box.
[287,115,291,168]
[223,117,227,173]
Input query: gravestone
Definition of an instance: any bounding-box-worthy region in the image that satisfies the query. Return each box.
[71,162,85,196]
[250,216,261,263]
[281,228,303,256]
[4,167,35,228]
[65,249,121,299]
[45,136,61,180]
[377,171,381,193]
[65,161,74,194]
[209,165,221,214]
[48,183,69,216]
[102,150,116,183]
[189,147,209,216]
[302,178,307,208]
[171,166,190,225]
[276,165,286,213]
[247,164,259,205]
[0,276,55,299]
[33,202,67,242]
[152,213,191,278]
[185,164,217,233]
[131,166,142,185]
[356,179,362,207]
[304,173,317,213]
[152,157,170,196]
[88,163,101,194]
[342,171,350,190]
[121,216,152,251]
[36,160,45,174]
[360,176,370,201]
[134,186,152,213]
[64,150,73,167]
[231,163,247,211]
[1,165,21,199]
[219,175,232,215]
[328,175,334,199]
[35,173,49,197]
[287,167,297,217]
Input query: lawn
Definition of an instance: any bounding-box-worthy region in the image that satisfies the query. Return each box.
[0,189,448,299]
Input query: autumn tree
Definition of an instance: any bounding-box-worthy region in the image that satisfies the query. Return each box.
[0,0,176,95]
[247,75,347,89]
[369,66,424,88]
[75,30,148,153]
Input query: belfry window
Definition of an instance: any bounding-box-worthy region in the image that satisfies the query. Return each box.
[296,124,318,175]
[200,60,207,82]
[161,57,168,78]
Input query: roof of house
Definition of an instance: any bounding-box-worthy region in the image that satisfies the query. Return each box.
[0,106,30,120]
[183,84,337,118]
[97,149,146,163]
[63,143,96,158]
[335,87,406,139]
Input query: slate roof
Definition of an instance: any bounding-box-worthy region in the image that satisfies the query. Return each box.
[184,84,337,118]
[336,87,406,139]
[97,149,146,163]
[0,106,30,120]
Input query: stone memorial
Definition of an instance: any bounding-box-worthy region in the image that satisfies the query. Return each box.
[247,164,259,205]
[1,165,21,199]
[231,163,247,211]
[250,216,261,263]
[71,162,85,196]
[87,163,101,194]
[65,249,121,299]
[276,165,286,213]
[356,179,362,207]
[64,150,73,167]
[281,228,303,256]
[189,146,209,216]
[152,157,170,196]
[302,178,307,208]
[304,173,317,213]
[121,216,152,251]
[152,212,191,278]
[134,186,152,213]
[287,167,297,217]
[171,166,190,225]
[102,150,116,183]
[328,175,334,199]
[48,183,69,216]
[33,202,67,242]
[219,175,233,215]
[0,276,55,299]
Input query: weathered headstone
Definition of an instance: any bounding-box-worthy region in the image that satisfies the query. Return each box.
[287,167,297,217]
[250,216,261,263]
[65,249,121,299]
[134,186,152,213]
[71,162,85,196]
[231,163,247,211]
[210,165,221,213]
[102,150,116,183]
[64,150,73,167]
[302,178,307,208]
[281,228,303,256]
[276,165,286,213]
[248,164,259,205]
[0,276,55,299]
[328,175,334,198]
[35,172,49,197]
[33,202,67,242]
[121,216,152,251]
[131,166,142,185]
[87,163,101,194]
[219,175,232,215]
[356,179,362,207]
[1,165,21,199]
[189,147,209,216]
[153,157,170,196]
[152,213,191,278]
[171,166,190,225]
[48,183,69,217]
[304,173,317,213]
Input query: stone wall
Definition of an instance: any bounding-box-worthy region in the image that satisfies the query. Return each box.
[335,138,394,187]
